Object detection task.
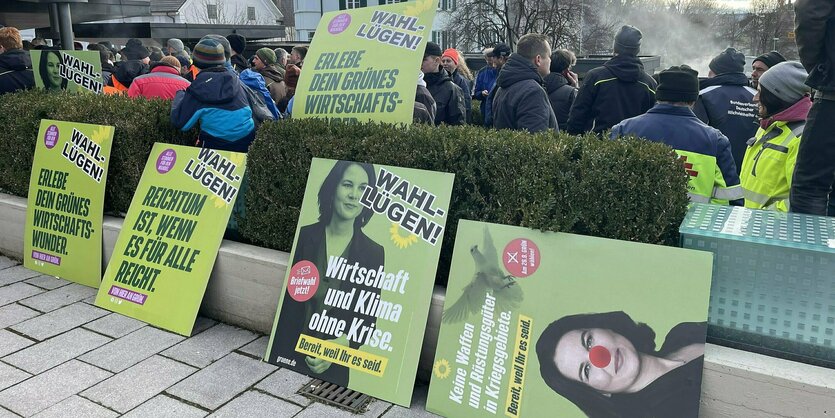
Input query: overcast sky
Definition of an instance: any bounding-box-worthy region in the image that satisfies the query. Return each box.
[718,0,751,9]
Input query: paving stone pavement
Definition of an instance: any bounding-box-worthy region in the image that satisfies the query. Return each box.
[0,255,432,417]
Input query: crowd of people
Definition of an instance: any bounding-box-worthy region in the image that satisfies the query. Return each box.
[0,0,832,217]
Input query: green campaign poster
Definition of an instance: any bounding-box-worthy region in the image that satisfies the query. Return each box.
[23,119,114,287]
[30,50,104,93]
[426,220,714,418]
[265,158,454,406]
[94,143,246,336]
[293,0,436,124]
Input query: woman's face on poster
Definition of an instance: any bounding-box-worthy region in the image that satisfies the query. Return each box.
[554,328,641,394]
[46,53,62,88]
[332,164,368,222]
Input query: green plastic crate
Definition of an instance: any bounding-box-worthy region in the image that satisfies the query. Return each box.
[680,204,835,366]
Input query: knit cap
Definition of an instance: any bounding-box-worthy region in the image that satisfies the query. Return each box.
[754,50,787,69]
[192,38,226,69]
[122,38,149,60]
[442,48,459,65]
[202,34,232,60]
[425,42,442,57]
[655,65,700,103]
[226,33,246,54]
[613,26,642,56]
[256,47,277,66]
[758,61,811,103]
[709,47,745,74]
[167,38,184,54]
[160,55,181,70]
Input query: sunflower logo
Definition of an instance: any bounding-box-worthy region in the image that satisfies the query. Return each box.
[404,0,434,16]
[433,359,451,379]
[389,222,418,249]
[207,152,246,208]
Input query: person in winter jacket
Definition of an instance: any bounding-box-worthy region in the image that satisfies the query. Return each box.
[751,51,786,89]
[227,33,248,73]
[693,47,758,172]
[291,46,308,68]
[483,43,511,128]
[421,42,467,125]
[239,68,280,120]
[611,65,742,205]
[105,39,150,94]
[566,25,657,135]
[492,33,558,132]
[253,48,287,109]
[171,38,256,152]
[741,62,812,211]
[791,0,835,216]
[415,71,436,125]
[544,49,578,127]
[442,48,473,122]
[0,27,34,95]
[473,48,497,126]
[128,56,190,100]
[90,45,116,87]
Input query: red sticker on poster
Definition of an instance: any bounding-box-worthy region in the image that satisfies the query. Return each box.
[502,238,540,278]
[287,260,319,302]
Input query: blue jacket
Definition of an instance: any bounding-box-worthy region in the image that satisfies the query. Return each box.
[239,69,280,120]
[171,67,256,152]
[474,66,497,127]
[693,73,758,172]
[611,104,743,204]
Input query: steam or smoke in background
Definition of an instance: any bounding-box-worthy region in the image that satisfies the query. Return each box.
[603,7,727,76]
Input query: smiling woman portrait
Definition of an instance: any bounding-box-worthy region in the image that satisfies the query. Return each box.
[268,160,385,387]
[39,50,67,90]
[535,311,707,418]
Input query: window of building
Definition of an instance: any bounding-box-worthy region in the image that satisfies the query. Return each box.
[347,0,361,8]
[308,32,315,41]
[247,6,256,21]
[207,4,218,19]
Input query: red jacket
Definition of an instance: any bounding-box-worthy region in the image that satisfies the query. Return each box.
[128,64,190,100]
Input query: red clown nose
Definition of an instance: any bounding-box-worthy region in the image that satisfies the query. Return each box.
[589,345,611,368]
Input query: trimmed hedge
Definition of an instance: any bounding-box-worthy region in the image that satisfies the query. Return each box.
[0,91,690,285]
[0,90,196,213]
[244,119,690,285]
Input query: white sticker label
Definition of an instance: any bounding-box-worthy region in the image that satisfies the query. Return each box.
[720,206,752,236]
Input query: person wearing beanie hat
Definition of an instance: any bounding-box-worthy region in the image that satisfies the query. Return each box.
[441,48,473,123]
[201,35,235,73]
[613,25,642,56]
[128,55,190,100]
[751,50,786,88]
[226,33,248,73]
[566,25,656,135]
[791,0,835,215]
[421,41,466,125]
[148,46,164,63]
[172,37,257,152]
[694,47,758,172]
[544,49,578,127]
[122,39,150,63]
[612,65,743,205]
[167,38,185,56]
[252,47,286,109]
[739,61,812,211]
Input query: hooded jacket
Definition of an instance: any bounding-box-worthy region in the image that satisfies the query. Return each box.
[492,54,558,132]
[171,67,256,152]
[239,69,280,120]
[0,49,35,95]
[566,54,657,134]
[424,68,467,125]
[795,0,835,94]
[128,63,190,100]
[255,65,287,108]
[693,72,758,171]
[611,104,742,205]
[544,72,578,127]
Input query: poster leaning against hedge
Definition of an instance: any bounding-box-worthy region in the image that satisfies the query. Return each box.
[30,50,103,94]
[426,220,713,418]
[265,158,454,407]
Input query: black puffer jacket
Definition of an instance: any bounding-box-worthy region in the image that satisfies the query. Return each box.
[424,68,466,125]
[544,72,577,127]
[693,73,758,171]
[0,49,34,95]
[492,54,558,132]
[795,0,835,93]
[111,60,149,88]
[566,54,657,134]
[415,84,436,125]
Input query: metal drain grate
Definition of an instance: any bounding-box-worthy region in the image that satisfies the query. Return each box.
[297,379,371,413]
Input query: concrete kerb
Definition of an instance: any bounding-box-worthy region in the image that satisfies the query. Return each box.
[3,191,835,415]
